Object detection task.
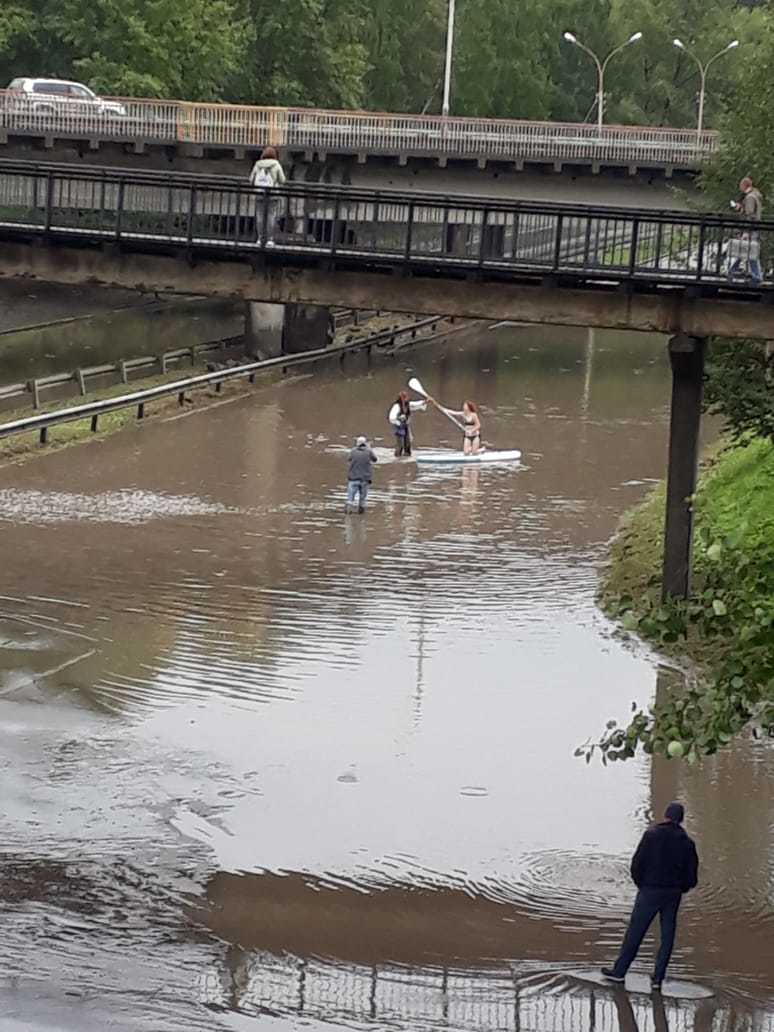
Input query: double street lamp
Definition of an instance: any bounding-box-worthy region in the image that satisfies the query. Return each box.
[563,31,643,133]
[672,38,739,136]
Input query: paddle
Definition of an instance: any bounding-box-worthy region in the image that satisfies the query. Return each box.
[408,375,500,452]
[408,377,466,434]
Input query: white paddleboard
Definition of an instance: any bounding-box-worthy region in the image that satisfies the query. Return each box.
[415,448,522,466]
[568,969,714,1000]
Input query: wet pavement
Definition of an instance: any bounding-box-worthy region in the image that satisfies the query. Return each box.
[1,322,772,1031]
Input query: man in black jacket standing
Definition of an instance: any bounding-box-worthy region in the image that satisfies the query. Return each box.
[602,802,699,991]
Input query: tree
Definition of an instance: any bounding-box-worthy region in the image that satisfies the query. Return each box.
[235,0,370,109]
[704,339,774,444]
[0,0,247,100]
[362,0,446,113]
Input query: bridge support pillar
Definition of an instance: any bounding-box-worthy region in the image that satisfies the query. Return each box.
[662,334,706,600]
[282,303,334,355]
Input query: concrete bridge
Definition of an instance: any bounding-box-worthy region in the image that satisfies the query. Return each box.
[0,92,716,175]
[0,93,713,212]
[0,159,770,598]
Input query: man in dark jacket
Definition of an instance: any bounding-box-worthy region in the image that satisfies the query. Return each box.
[346,436,378,514]
[602,802,699,991]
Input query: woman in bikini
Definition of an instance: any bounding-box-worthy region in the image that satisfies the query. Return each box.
[431,398,482,455]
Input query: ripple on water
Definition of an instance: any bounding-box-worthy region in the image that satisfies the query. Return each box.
[0,489,238,525]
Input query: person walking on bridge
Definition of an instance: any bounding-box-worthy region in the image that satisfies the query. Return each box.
[249,146,286,247]
[346,435,378,514]
[602,802,699,991]
[728,176,763,284]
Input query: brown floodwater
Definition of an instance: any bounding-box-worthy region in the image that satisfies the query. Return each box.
[0,322,772,1032]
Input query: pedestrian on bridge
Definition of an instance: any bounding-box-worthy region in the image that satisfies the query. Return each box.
[249,146,286,247]
[728,177,763,284]
[346,436,378,514]
[602,802,699,992]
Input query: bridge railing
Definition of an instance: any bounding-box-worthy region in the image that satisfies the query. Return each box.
[0,91,718,166]
[0,164,767,288]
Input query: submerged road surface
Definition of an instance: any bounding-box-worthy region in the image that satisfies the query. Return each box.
[0,323,772,1032]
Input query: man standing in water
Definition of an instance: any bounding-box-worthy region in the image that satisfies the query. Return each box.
[602,802,699,991]
[345,436,378,514]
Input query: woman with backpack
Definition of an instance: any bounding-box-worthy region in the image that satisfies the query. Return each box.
[249,146,286,246]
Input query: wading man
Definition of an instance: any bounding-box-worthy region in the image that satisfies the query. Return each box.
[602,802,699,991]
[345,435,378,514]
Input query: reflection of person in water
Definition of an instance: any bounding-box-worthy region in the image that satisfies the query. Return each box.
[611,988,671,1032]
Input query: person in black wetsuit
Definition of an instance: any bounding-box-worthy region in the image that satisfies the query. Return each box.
[602,802,699,992]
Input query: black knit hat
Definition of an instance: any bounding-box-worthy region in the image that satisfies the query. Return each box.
[664,802,685,824]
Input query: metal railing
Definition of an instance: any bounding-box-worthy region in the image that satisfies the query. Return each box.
[0,163,768,292]
[0,336,245,411]
[0,316,444,445]
[0,91,718,167]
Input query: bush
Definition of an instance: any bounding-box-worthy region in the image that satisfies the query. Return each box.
[705,339,774,445]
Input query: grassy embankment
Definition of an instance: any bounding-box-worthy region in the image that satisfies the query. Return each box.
[596,437,774,760]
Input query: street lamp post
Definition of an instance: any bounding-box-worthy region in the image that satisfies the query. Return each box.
[672,38,739,137]
[563,31,643,133]
[442,0,456,118]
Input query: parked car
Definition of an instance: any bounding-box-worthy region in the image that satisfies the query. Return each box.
[4,78,127,118]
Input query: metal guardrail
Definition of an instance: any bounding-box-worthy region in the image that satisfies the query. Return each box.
[0,92,718,168]
[0,336,244,411]
[0,163,768,292]
[0,316,444,445]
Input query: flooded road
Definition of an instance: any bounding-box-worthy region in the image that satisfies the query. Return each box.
[1,322,772,1031]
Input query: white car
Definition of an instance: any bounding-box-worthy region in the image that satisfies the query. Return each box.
[5,78,127,118]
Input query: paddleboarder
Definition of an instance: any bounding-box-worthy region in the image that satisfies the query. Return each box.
[430,399,482,455]
[602,802,699,992]
[345,435,378,514]
[388,390,427,457]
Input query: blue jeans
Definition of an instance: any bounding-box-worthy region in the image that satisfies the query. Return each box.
[346,479,369,509]
[611,887,682,982]
[728,256,763,282]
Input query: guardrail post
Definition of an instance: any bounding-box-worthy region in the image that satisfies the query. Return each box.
[404,200,416,263]
[90,415,98,433]
[329,196,341,257]
[628,218,640,277]
[115,179,125,240]
[137,402,145,420]
[187,187,197,247]
[76,369,87,396]
[695,223,707,281]
[39,427,48,445]
[31,379,41,410]
[478,209,490,266]
[552,214,564,270]
[44,174,55,233]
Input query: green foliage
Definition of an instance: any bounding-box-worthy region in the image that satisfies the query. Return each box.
[592,439,774,763]
[234,0,370,109]
[705,339,774,445]
[700,18,774,203]
[0,0,247,99]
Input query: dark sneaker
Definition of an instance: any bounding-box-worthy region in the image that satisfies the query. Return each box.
[358,506,365,514]
[601,968,625,983]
